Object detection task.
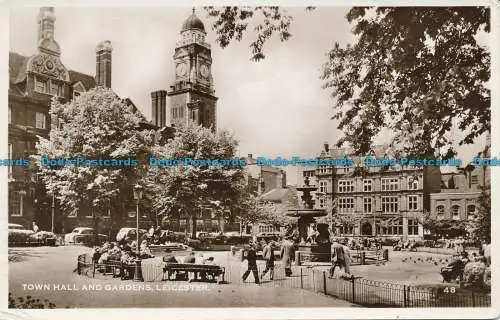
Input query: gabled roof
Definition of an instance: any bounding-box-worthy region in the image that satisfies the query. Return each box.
[9,52,29,84]
[68,70,96,90]
[9,51,96,91]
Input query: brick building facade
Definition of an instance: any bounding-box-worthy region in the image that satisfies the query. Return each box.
[297,143,442,240]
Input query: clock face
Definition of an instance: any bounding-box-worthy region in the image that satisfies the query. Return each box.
[200,64,209,78]
[176,63,187,77]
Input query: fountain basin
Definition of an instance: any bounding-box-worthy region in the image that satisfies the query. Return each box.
[286,209,327,218]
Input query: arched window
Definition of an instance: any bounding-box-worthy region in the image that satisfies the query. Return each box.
[436,205,445,220]
[451,205,460,220]
[467,205,476,220]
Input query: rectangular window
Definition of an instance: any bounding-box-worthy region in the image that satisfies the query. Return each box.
[338,180,355,193]
[408,178,419,190]
[363,179,372,192]
[9,192,21,216]
[471,175,478,185]
[8,105,12,124]
[50,82,59,96]
[382,196,399,213]
[408,195,418,210]
[408,218,419,235]
[363,197,372,213]
[381,178,399,191]
[319,198,326,209]
[303,171,314,178]
[377,218,403,235]
[34,77,47,93]
[35,112,46,129]
[319,181,327,193]
[339,226,354,235]
[338,197,354,213]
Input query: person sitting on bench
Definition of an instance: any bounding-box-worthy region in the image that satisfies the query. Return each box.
[201,256,216,281]
[162,249,179,280]
[183,252,198,281]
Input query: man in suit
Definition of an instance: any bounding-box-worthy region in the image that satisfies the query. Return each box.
[261,240,275,280]
[242,241,260,284]
[330,238,346,278]
[280,237,295,277]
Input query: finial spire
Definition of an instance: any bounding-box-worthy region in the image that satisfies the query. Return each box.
[192,7,195,14]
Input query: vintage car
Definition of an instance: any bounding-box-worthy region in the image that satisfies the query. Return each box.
[30,231,58,246]
[8,223,35,246]
[64,227,108,245]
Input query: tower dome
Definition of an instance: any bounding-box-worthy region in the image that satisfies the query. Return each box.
[181,8,205,33]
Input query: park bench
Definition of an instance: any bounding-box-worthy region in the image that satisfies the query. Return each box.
[92,259,123,278]
[163,263,225,284]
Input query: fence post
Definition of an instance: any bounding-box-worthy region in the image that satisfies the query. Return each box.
[472,291,476,307]
[351,277,356,303]
[360,252,366,265]
[323,271,327,294]
[403,285,407,307]
[300,268,303,289]
[296,251,302,266]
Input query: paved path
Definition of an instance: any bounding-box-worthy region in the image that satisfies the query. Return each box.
[8,246,357,308]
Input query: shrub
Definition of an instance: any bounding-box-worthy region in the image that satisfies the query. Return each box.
[8,293,57,309]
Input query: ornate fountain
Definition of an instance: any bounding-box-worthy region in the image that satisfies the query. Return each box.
[286,177,331,262]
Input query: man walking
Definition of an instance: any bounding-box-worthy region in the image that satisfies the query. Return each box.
[280,237,295,277]
[242,241,260,284]
[329,238,346,278]
[261,240,275,280]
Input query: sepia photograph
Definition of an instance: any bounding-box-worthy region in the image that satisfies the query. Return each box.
[4,2,496,318]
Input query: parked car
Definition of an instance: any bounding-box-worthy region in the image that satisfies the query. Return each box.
[116,227,147,243]
[30,231,58,246]
[64,227,108,245]
[8,224,35,246]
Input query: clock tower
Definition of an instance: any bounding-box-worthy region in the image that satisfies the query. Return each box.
[168,9,218,131]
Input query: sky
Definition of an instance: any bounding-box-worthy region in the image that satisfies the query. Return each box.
[9,6,489,185]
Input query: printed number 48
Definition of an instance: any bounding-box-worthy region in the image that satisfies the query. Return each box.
[444,287,456,293]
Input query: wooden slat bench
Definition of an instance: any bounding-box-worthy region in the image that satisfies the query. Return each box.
[92,260,123,278]
[163,263,225,284]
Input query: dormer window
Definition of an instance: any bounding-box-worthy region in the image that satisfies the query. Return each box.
[72,81,86,99]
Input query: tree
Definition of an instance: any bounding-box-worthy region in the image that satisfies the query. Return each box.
[205,7,490,156]
[35,87,155,236]
[236,194,293,230]
[147,123,247,238]
[467,186,491,243]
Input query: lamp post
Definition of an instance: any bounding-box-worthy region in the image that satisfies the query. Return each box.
[51,192,55,233]
[19,190,27,219]
[133,184,144,247]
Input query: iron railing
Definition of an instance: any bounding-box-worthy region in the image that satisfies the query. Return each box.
[76,253,490,308]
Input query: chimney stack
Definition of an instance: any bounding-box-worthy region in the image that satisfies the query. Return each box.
[324,142,330,153]
[151,90,167,127]
[95,40,112,88]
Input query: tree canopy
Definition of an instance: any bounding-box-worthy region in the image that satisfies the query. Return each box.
[35,87,155,225]
[146,123,247,237]
[205,6,490,157]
